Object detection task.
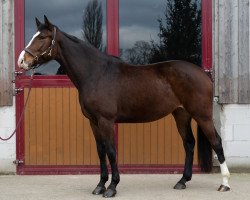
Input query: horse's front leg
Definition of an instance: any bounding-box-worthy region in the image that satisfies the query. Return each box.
[99,117,120,198]
[90,122,109,195]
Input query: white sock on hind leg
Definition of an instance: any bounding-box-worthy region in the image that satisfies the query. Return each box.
[220,161,230,188]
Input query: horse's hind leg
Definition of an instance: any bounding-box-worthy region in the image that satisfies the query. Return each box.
[172,108,195,190]
[197,119,230,192]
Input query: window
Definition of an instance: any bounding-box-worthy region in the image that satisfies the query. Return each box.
[120,0,201,66]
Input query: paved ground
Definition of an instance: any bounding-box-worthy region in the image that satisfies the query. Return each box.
[0,173,249,200]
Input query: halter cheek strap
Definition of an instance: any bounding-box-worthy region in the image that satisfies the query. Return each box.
[24,27,57,63]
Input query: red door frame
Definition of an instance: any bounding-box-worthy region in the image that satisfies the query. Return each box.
[15,0,211,175]
[202,0,212,71]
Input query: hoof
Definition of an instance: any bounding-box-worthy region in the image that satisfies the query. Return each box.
[103,188,117,198]
[92,186,106,195]
[174,182,186,190]
[217,185,230,192]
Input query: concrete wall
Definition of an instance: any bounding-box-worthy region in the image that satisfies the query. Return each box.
[219,104,250,169]
[214,103,250,170]
[0,103,16,173]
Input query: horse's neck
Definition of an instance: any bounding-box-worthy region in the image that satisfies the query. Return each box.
[56,31,105,88]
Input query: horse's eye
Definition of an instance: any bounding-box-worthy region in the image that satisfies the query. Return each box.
[39,35,46,39]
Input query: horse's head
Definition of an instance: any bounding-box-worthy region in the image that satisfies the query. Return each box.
[18,15,57,70]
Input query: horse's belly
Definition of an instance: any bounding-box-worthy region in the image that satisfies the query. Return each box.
[116,111,170,123]
[116,96,179,123]
[116,75,181,123]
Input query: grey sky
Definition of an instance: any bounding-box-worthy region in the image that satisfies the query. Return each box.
[25,0,102,41]
[25,0,166,49]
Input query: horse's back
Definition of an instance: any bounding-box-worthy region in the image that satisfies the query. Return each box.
[113,60,212,123]
[122,60,212,98]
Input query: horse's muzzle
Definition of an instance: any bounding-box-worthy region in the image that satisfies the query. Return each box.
[18,50,34,70]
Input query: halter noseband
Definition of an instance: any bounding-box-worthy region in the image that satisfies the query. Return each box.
[24,27,57,67]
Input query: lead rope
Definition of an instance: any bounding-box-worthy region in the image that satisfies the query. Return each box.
[0,71,34,141]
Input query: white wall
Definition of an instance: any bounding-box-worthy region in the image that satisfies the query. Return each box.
[0,0,15,173]
[216,104,250,169]
[0,102,16,173]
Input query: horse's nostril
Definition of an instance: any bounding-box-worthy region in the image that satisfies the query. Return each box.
[21,59,24,64]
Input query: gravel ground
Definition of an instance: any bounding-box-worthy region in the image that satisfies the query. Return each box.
[0,173,249,200]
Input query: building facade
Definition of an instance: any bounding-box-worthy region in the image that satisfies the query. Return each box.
[0,0,249,173]
[213,0,250,169]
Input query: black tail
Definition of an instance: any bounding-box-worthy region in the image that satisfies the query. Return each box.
[197,126,212,172]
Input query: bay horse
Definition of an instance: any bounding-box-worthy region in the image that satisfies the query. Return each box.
[18,16,230,197]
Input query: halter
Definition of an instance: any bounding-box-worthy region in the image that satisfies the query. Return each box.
[24,27,57,68]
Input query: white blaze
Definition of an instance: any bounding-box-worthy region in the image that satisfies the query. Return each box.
[17,31,40,69]
[18,50,25,67]
[26,31,41,48]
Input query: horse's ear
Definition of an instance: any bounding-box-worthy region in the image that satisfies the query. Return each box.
[44,15,53,30]
[35,17,41,28]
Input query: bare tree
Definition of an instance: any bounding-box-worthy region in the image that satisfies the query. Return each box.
[82,0,103,49]
[123,41,152,65]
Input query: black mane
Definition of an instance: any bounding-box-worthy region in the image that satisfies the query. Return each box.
[63,31,82,44]
[61,31,122,63]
